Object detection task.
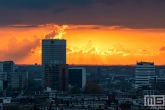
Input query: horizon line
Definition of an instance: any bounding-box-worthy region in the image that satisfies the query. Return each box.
[15,63,165,66]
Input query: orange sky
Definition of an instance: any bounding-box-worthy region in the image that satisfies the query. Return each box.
[0,24,165,65]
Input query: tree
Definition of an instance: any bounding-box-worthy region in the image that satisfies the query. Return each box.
[23,78,36,89]
[3,105,19,110]
[119,81,132,91]
[88,78,100,84]
[70,86,81,94]
[83,82,102,94]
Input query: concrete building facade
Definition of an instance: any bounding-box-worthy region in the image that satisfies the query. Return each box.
[159,69,165,76]
[135,62,155,89]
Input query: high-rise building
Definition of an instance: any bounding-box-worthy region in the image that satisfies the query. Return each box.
[42,39,68,91]
[134,62,155,89]
[42,39,66,65]
[68,67,86,88]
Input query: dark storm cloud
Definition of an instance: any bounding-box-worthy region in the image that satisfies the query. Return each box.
[91,27,100,29]
[53,7,69,14]
[0,0,52,9]
[10,24,40,28]
[0,0,93,9]
[0,0,165,28]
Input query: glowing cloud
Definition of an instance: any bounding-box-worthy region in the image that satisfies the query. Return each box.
[53,25,68,39]
[45,25,68,39]
[0,24,165,65]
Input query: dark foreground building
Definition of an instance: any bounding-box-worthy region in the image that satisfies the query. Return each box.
[68,67,86,88]
[44,64,68,91]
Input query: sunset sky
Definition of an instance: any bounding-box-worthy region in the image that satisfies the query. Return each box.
[0,0,165,65]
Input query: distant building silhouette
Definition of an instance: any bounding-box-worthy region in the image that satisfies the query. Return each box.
[10,70,28,88]
[96,67,101,78]
[0,62,3,72]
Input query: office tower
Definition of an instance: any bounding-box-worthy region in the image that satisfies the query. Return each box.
[134,62,155,89]
[42,39,68,91]
[42,39,66,65]
[68,67,86,88]
[10,70,28,88]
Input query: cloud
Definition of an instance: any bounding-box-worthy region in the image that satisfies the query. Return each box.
[66,47,73,53]
[0,0,56,10]
[66,25,102,30]
[53,7,69,14]
[9,24,40,28]
[45,31,56,39]
[100,42,132,56]
[0,24,69,62]
[67,41,131,56]
[66,41,161,59]
[160,47,165,51]
[0,36,40,61]
[0,0,93,9]
[66,41,164,64]
[0,0,165,28]
[45,25,68,39]
[82,40,93,51]
[91,27,100,29]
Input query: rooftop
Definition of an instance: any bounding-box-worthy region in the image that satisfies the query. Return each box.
[42,39,66,41]
[136,61,154,65]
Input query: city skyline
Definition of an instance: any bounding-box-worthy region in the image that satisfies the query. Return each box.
[0,0,165,65]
